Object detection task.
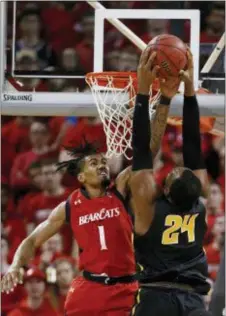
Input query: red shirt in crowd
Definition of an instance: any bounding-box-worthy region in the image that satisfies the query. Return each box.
[1,138,17,182]
[48,289,66,316]
[26,188,73,254]
[2,119,31,153]
[17,192,41,221]
[8,297,58,316]
[62,119,107,153]
[205,242,221,280]
[1,281,26,315]
[10,149,58,190]
[41,6,77,53]
[56,293,66,315]
[2,215,27,262]
[74,41,93,72]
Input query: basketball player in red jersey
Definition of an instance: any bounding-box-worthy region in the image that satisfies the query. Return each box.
[1,52,175,315]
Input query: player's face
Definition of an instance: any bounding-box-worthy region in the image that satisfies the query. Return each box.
[56,261,74,288]
[78,154,110,187]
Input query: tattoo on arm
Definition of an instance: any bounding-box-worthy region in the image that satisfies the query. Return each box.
[150,103,170,159]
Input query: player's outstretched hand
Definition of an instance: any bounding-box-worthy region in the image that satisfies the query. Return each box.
[137,48,160,95]
[179,49,194,96]
[1,267,23,294]
[159,76,181,99]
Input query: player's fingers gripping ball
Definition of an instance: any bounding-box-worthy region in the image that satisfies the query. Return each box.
[147,34,188,78]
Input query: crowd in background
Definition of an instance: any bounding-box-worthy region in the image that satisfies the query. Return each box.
[1,1,225,316]
[5,0,225,92]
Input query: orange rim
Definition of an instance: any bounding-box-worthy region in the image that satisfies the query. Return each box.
[86,71,137,90]
[86,71,160,92]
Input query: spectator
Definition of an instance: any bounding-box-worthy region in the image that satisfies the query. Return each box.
[17,161,43,224]
[62,117,107,153]
[1,137,16,182]
[154,140,183,189]
[205,217,225,280]
[117,49,139,71]
[15,49,48,91]
[31,233,64,270]
[48,48,84,91]
[217,145,225,194]
[201,3,225,42]
[49,256,77,314]
[1,236,10,275]
[25,159,72,254]
[1,116,33,153]
[206,183,224,215]
[142,19,169,43]
[10,121,58,191]
[105,50,120,71]
[25,159,71,223]
[75,13,94,72]
[41,3,77,53]
[1,183,26,262]
[8,267,58,316]
[1,236,26,316]
[205,183,224,245]
[1,180,15,214]
[60,48,83,74]
[16,8,57,69]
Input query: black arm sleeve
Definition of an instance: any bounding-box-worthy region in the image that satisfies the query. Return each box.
[132,94,153,171]
[182,95,205,170]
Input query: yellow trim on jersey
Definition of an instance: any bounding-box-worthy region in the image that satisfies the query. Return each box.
[137,263,144,272]
[131,288,141,316]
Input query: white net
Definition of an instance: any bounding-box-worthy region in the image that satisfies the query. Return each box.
[86,72,156,160]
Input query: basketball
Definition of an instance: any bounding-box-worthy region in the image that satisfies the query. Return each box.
[147,34,188,78]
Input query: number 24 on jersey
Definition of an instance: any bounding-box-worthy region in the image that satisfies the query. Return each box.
[162,214,199,245]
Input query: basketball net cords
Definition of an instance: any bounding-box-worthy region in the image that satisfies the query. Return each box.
[87,75,156,160]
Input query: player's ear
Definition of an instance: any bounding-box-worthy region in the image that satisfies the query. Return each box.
[78,172,85,184]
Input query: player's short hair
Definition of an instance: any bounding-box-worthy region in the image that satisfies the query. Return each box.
[188,309,213,316]
[56,139,99,176]
[169,169,201,211]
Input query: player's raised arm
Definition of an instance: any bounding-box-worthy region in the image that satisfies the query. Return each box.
[150,76,180,159]
[116,49,180,199]
[180,50,209,197]
[1,201,66,294]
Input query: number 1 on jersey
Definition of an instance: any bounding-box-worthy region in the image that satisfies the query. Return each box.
[98,226,108,250]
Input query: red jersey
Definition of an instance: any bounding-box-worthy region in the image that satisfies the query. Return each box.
[67,188,135,277]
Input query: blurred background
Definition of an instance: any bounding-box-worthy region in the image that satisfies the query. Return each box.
[1,1,225,316]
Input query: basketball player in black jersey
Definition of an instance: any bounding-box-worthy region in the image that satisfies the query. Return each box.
[129,49,211,316]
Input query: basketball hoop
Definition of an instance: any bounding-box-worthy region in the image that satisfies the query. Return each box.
[86,72,159,160]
